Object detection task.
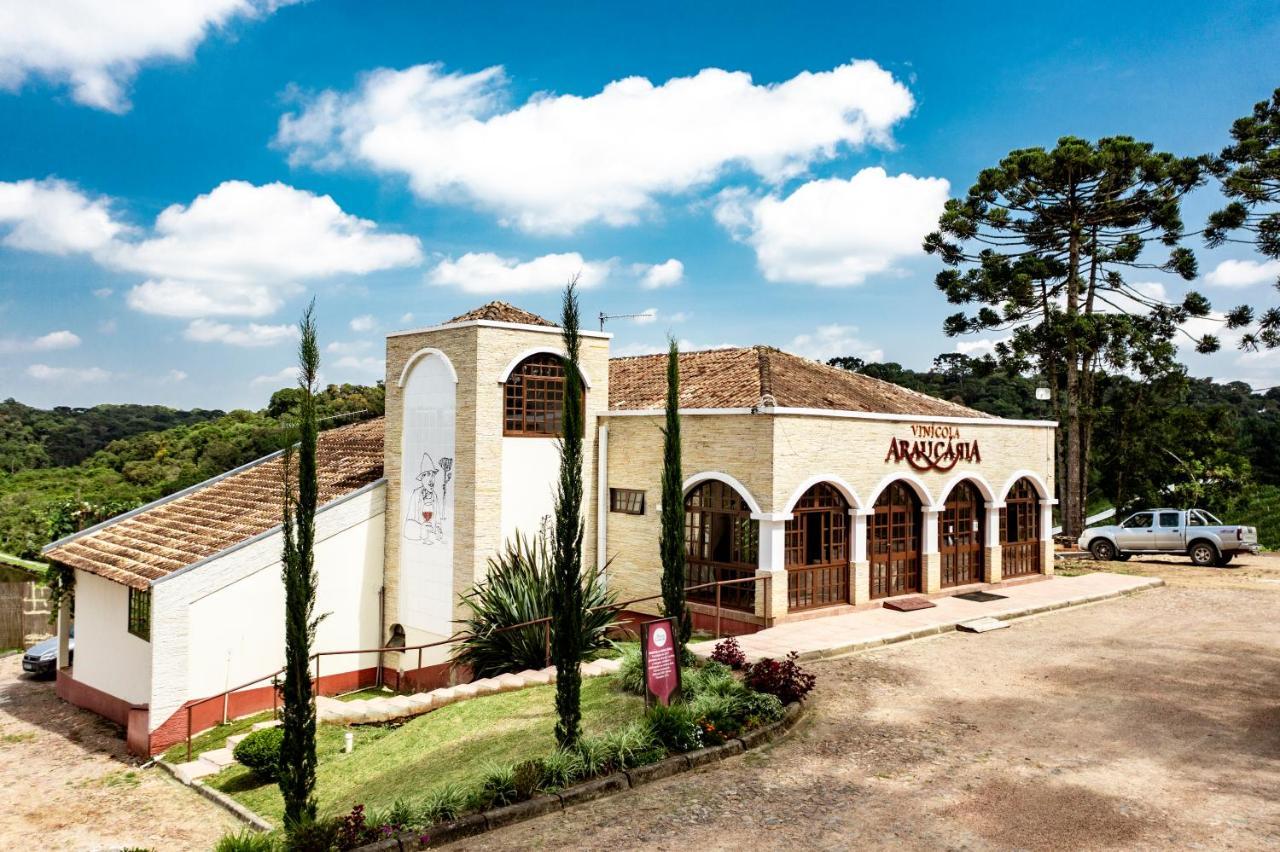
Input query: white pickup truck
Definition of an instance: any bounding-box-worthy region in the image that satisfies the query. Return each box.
[1079,508,1259,567]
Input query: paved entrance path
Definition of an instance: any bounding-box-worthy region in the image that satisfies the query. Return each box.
[690,573,1161,662]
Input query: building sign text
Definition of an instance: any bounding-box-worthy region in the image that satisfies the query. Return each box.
[885,424,981,472]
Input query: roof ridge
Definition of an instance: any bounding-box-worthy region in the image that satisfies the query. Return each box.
[755,345,774,405]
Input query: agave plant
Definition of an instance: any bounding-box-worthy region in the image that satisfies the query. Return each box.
[453,530,617,677]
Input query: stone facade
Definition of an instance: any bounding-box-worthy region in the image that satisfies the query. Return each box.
[383,321,611,650]
[602,410,1056,624]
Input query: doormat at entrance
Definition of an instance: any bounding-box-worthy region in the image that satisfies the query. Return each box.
[883,596,936,612]
[952,591,1008,603]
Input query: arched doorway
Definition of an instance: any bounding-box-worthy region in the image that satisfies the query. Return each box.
[785,483,849,611]
[1000,478,1042,577]
[685,480,759,611]
[870,481,922,598]
[939,481,984,587]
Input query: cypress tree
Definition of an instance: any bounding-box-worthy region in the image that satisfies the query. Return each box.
[659,337,690,653]
[279,300,321,833]
[551,278,585,748]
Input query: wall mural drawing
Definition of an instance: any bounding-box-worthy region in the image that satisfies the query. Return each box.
[398,351,457,637]
[404,452,454,544]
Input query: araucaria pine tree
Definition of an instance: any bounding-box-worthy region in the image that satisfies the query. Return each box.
[551,278,586,748]
[659,337,690,654]
[278,300,322,833]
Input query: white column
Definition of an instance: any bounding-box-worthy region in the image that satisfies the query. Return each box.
[756,514,790,573]
[596,423,609,575]
[922,508,941,555]
[985,504,1004,548]
[852,509,870,563]
[56,583,72,670]
[1040,498,1058,576]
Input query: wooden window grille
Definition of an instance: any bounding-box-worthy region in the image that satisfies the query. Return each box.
[503,353,583,437]
[785,483,850,611]
[684,480,758,612]
[869,482,922,599]
[999,477,1042,577]
[939,480,984,588]
[610,488,645,515]
[128,587,150,641]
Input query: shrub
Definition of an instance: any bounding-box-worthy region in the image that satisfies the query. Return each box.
[537,748,585,791]
[286,817,339,852]
[580,720,663,773]
[614,643,645,695]
[688,691,746,742]
[511,759,543,801]
[452,531,618,677]
[709,637,747,669]
[334,805,373,850]
[232,727,283,780]
[743,652,816,705]
[739,690,786,727]
[477,763,518,809]
[645,702,702,753]
[418,781,470,825]
[685,661,740,699]
[213,829,277,852]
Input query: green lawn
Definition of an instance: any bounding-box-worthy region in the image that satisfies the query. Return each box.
[162,710,276,763]
[208,675,642,824]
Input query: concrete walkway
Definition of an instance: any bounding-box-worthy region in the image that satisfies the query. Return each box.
[689,572,1163,663]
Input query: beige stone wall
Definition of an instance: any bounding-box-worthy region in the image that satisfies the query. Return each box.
[603,413,775,612]
[384,323,609,647]
[602,411,1056,613]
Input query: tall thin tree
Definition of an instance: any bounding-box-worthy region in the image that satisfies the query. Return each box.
[659,337,690,654]
[551,277,586,748]
[278,300,321,832]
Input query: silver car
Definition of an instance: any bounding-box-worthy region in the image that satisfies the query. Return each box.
[1079,508,1259,567]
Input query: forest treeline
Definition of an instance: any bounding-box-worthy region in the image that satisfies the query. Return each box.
[0,383,384,560]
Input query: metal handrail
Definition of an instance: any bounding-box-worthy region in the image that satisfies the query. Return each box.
[181,573,769,760]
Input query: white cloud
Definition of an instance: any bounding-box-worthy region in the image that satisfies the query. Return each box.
[349,314,376,332]
[0,178,125,254]
[668,311,692,323]
[184,318,298,347]
[333,355,384,374]
[637,258,684,289]
[427,252,612,294]
[0,178,423,318]
[0,329,81,353]
[1204,258,1280,288]
[955,337,1009,358]
[251,366,299,387]
[277,60,915,234]
[717,167,950,286]
[633,308,658,325]
[166,369,188,383]
[93,287,113,298]
[786,324,883,363]
[25,363,111,383]
[0,0,298,112]
[326,339,372,354]
[399,312,414,325]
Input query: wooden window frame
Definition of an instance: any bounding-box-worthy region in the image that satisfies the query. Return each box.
[502,353,585,438]
[869,481,922,599]
[939,480,984,588]
[127,587,150,642]
[609,488,645,515]
[999,478,1042,577]
[785,482,850,611]
[684,481,759,612]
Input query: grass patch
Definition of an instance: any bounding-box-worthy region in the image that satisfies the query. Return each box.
[0,731,35,745]
[209,675,642,824]
[335,687,396,702]
[161,710,275,764]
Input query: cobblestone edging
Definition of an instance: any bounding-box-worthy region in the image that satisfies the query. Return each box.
[155,759,274,832]
[355,701,807,851]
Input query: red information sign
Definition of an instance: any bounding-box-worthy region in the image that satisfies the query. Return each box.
[642,618,681,706]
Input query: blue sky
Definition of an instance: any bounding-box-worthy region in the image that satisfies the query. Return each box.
[2,0,1278,410]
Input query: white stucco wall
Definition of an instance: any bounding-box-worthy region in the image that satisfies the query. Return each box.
[499,436,559,548]
[148,483,386,732]
[73,569,151,706]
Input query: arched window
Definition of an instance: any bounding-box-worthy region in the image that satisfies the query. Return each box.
[870,481,922,599]
[503,353,578,437]
[685,480,759,611]
[940,480,984,587]
[1000,478,1042,576]
[785,483,849,611]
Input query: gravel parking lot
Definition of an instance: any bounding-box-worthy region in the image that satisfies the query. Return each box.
[463,556,1280,851]
[0,656,238,851]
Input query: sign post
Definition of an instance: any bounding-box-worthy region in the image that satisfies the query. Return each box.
[641,617,681,707]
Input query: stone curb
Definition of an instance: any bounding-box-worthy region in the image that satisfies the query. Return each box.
[354,701,806,850]
[155,759,274,832]
[790,578,1165,663]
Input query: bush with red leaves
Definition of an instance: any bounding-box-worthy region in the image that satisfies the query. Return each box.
[709,637,747,669]
[743,652,815,704]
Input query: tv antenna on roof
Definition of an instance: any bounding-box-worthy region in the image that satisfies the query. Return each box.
[598,311,648,331]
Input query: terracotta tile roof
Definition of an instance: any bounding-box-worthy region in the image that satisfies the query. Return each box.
[447,301,555,327]
[44,418,385,591]
[608,346,992,419]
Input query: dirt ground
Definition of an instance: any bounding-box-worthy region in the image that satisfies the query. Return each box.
[462,554,1280,851]
[0,655,239,851]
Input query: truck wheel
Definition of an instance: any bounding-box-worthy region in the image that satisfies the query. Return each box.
[1090,539,1116,561]
[1189,541,1219,567]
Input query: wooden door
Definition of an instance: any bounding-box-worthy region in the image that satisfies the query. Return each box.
[940,481,983,587]
[870,482,922,598]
